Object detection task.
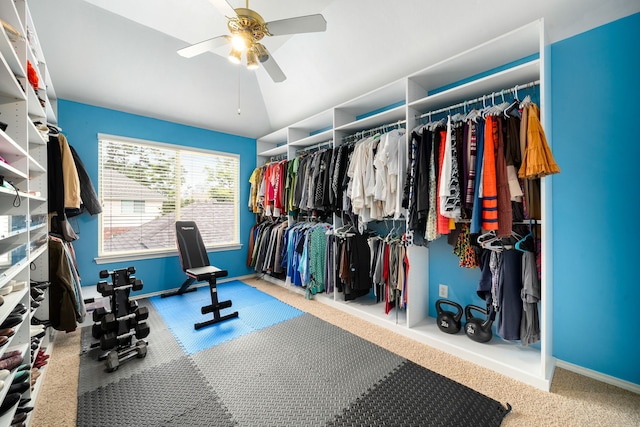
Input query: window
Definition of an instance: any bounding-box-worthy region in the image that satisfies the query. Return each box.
[98,135,240,258]
[121,200,146,214]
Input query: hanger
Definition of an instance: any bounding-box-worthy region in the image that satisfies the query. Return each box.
[504,86,521,118]
[515,219,535,252]
[477,230,497,245]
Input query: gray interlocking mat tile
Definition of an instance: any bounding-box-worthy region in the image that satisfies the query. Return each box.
[78,299,184,395]
[191,313,405,427]
[328,360,511,427]
[77,356,233,427]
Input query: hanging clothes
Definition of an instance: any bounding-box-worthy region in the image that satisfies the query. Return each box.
[67,145,102,217]
[519,103,560,179]
[49,237,86,332]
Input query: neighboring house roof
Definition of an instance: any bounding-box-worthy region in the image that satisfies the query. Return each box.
[103,201,236,252]
[101,168,166,201]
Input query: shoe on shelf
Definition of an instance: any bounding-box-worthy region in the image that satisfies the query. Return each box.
[30,317,51,327]
[0,370,10,380]
[29,287,44,298]
[10,304,27,316]
[0,285,13,296]
[8,382,29,395]
[11,411,27,423]
[14,405,32,414]
[0,315,22,329]
[0,328,15,339]
[10,281,26,292]
[10,371,28,385]
[0,336,7,347]
[0,392,20,417]
[0,350,21,360]
[30,280,50,290]
[0,355,23,371]
[30,326,45,340]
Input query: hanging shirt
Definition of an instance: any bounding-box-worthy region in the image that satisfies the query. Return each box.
[481,116,499,230]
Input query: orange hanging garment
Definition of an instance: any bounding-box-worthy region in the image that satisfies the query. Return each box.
[481,116,499,230]
[519,103,561,179]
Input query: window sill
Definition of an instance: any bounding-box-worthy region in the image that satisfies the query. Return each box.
[94,243,243,265]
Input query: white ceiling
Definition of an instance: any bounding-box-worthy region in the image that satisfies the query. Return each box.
[30,0,640,139]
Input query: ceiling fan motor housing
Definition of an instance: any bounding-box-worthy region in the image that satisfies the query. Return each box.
[228,8,271,42]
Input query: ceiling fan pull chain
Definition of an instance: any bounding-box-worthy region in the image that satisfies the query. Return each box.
[237,69,241,115]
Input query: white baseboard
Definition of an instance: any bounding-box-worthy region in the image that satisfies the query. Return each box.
[555,360,640,395]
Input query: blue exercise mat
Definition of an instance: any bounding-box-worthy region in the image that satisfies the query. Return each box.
[149,280,303,354]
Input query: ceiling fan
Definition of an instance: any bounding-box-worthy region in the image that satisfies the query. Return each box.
[177,0,327,82]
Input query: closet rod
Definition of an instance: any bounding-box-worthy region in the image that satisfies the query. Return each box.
[296,139,333,155]
[268,153,287,162]
[342,119,406,143]
[417,79,540,119]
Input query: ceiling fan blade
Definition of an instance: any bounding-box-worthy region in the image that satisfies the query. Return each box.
[177,35,230,58]
[266,14,327,36]
[208,0,237,17]
[261,51,286,83]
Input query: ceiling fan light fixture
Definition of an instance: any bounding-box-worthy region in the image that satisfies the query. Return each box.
[246,49,259,70]
[231,32,249,52]
[228,47,242,64]
[253,43,269,63]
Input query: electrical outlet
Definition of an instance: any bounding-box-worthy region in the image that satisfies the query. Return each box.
[439,284,448,298]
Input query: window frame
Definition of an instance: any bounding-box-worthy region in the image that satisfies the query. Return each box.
[95,134,241,264]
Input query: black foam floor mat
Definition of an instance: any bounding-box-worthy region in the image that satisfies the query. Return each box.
[327,360,511,427]
[77,291,511,426]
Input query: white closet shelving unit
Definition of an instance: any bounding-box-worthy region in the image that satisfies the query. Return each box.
[257,19,553,390]
[0,0,56,424]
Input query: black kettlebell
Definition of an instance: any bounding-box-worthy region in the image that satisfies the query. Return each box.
[435,299,463,334]
[464,305,494,343]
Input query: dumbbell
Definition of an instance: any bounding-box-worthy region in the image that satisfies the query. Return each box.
[100,266,136,279]
[100,322,150,350]
[107,277,143,293]
[92,307,109,323]
[101,307,149,332]
[97,281,114,297]
[128,277,144,292]
[92,323,104,339]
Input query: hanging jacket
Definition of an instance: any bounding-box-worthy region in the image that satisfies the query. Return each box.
[68,145,102,216]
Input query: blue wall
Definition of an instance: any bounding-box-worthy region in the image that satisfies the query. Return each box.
[550,12,640,384]
[58,100,256,296]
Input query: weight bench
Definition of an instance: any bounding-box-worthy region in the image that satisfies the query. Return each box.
[161,221,238,330]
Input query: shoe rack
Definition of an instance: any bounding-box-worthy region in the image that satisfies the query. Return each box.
[0,0,57,425]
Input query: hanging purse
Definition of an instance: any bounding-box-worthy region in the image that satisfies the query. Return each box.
[51,213,78,242]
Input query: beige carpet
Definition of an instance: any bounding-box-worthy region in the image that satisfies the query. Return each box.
[32,278,640,427]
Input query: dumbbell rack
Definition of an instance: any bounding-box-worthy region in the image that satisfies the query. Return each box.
[90,266,150,372]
